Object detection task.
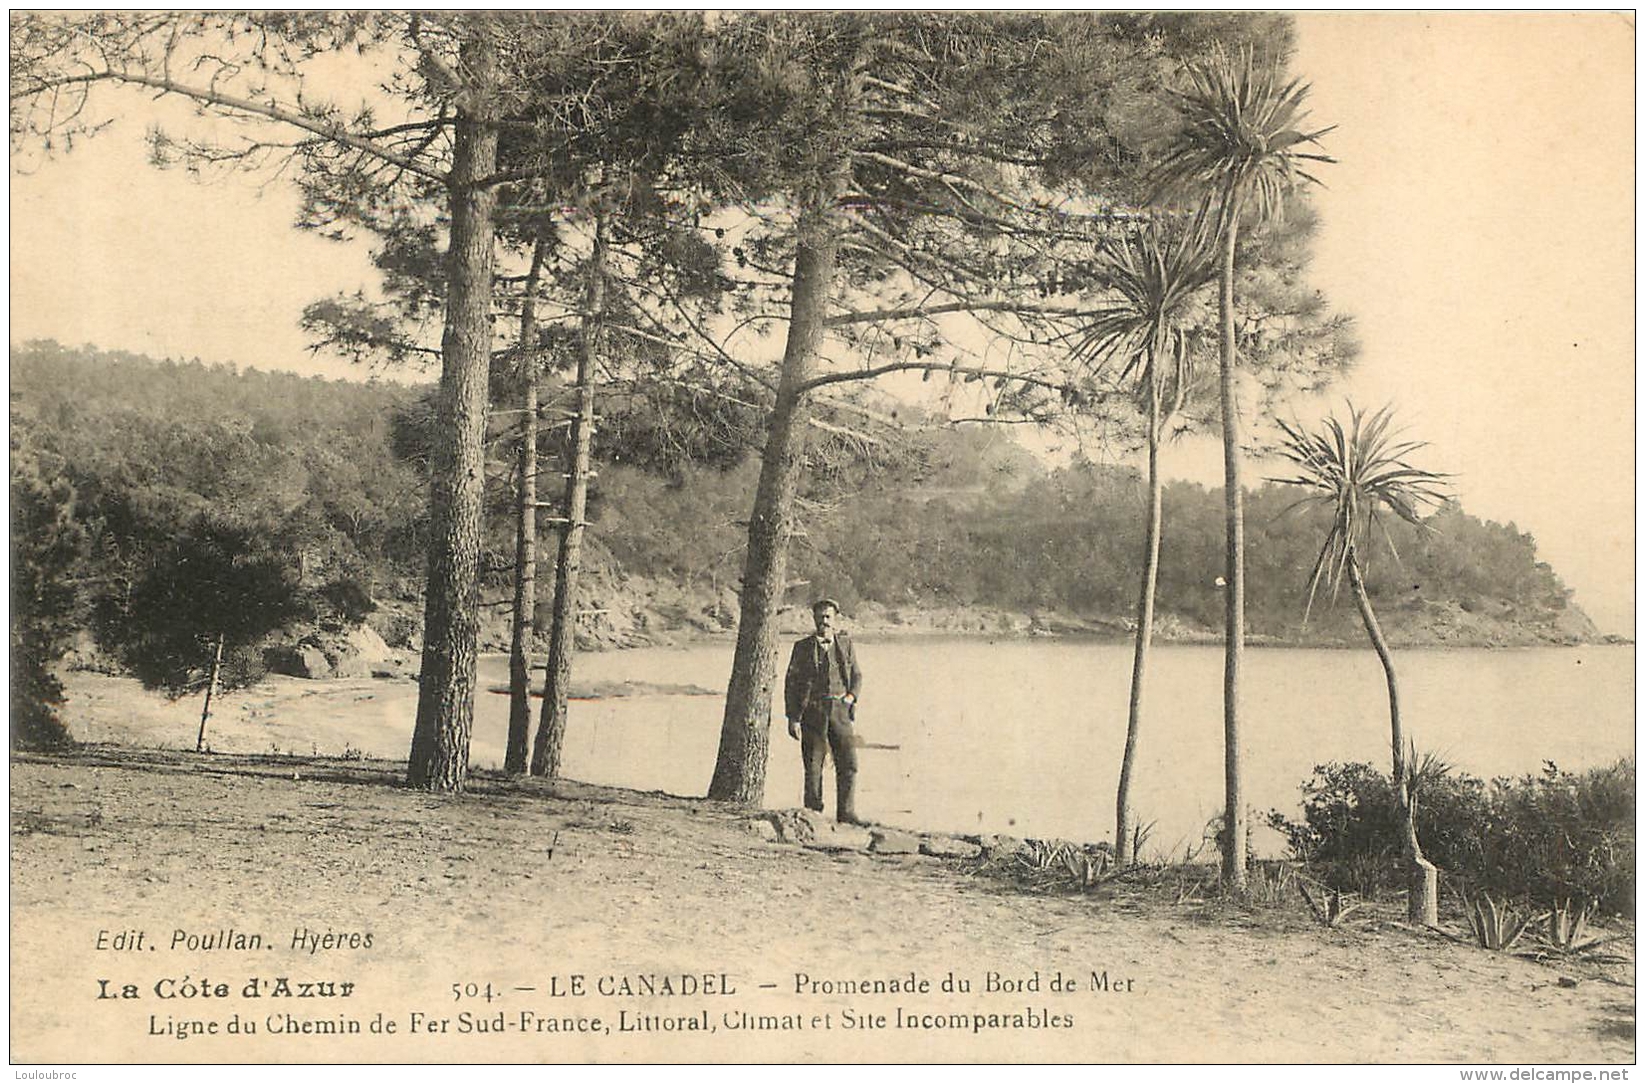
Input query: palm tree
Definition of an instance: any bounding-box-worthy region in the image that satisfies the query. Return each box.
[1151,46,1334,889]
[1272,403,1449,925]
[1075,218,1215,865]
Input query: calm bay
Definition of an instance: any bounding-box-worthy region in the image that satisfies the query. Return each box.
[471,640,1634,857]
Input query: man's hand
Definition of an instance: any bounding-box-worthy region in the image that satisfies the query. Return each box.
[787,719,801,740]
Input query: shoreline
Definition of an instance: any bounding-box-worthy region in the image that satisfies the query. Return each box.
[55,645,1632,864]
[9,745,1635,1064]
[471,632,1634,664]
[343,583,1624,664]
[509,618,1630,657]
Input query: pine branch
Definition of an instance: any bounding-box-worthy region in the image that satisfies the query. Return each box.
[825,298,1099,328]
[796,358,1067,397]
[852,149,1013,217]
[14,68,448,184]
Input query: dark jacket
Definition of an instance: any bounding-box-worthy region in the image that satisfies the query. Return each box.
[784,631,863,724]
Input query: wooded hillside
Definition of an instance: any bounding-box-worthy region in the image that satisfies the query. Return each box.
[13,341,1599,668]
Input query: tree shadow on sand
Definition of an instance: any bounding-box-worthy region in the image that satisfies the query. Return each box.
[12,743,729,817]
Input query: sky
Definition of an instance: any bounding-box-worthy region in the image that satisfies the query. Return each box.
[8,12,1637,634]
[1290,12,1635,635]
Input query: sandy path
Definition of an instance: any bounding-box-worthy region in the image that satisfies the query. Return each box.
[9,746,1633,1065]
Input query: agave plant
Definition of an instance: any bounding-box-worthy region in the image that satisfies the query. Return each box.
[1150,45,1335,891]
[1298,881,1362,928]
[1174,875,1208,906]
[1128,818,1157,864]
[1405,744,1454,799]
[1272,403,1450,925]
[1463,891,1541,952]
[1021,838,1069,870]
[1546,900,1594,951]
[1249,859,1297,907]
[1014,839,1112,892]
[1544,899,1625,957]
[1059,846,1111,890]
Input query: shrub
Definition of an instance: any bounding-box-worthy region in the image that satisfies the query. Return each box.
[1265,761,1489,897]
[1269,758,1634,915]
[317,576,377,628]
[1475,759,1634,916]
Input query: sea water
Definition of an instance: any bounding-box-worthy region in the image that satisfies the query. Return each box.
[470,640,1634,858]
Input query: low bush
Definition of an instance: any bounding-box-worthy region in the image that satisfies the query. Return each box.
[1268,758,1634,916]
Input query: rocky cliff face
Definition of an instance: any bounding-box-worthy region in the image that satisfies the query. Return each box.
[1371,596,1605,648]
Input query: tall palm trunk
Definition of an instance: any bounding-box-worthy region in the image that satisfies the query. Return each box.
[1347,546,1439,925]
[1216,186,1249,889]
[407,26,499,793]
[505,226,550,775]
[707,206,841,805]
[1116,346,1163,866]
[532,214,607,780]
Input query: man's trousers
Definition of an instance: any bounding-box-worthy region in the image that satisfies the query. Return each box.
[800,704,859,821]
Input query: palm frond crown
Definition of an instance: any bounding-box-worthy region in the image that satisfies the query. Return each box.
[1072,216,1218,416]
[1150,45,1336,222]
[1270,402,1450,619]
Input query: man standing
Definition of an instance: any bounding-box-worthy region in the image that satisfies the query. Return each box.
[784,598,864,824]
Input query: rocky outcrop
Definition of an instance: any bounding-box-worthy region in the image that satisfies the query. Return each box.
[366,602,422,652]
[468,570,738,654]
[753,810,992,863]
[868,828,921,855]
[263,642,333,680]
[920,836,983,859]
[973,834,1028,861]
[264,623,411,681]
[756,809,874,851]
[1361,597,1608,649]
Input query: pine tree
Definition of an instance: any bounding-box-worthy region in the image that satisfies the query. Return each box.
[10,425,85,749]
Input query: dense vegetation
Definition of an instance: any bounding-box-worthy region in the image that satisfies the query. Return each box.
[12,341,1593,677]
[1269,759,1635,916]
[605,413,1587,648]
[10,418,83,747]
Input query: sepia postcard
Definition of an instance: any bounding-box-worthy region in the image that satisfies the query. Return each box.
[7,10,1635,1070]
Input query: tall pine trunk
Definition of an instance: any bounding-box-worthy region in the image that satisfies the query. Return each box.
[505,227,550,775]
[707,208,841,805]
[406,27,499,792]
[531,215,607,779]
[1216,187,1249,889]
[504,385,539,774]
[1348,548,1439,926]
[1116,349,1163,866]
